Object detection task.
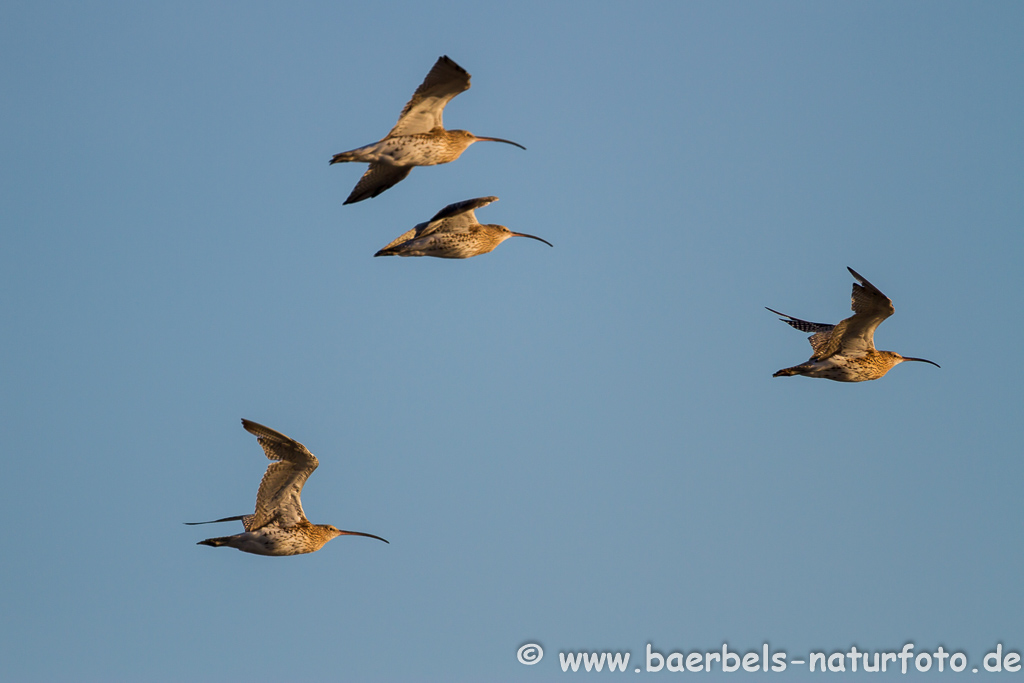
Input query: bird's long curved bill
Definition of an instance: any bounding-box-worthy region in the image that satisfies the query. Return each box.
[903,356,941,368]
[340,529,390,544]
[511,231,553,247]
[474,135,527,150]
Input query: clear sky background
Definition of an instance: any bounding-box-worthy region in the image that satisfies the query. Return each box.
[2,2,1021,681]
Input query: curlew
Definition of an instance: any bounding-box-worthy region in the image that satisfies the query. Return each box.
[187,419,388,556]
[768,267,940,382]
[330,55,525,204]
[375,196,552,259]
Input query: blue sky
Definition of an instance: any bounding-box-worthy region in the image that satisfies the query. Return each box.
[1,2,1021,680]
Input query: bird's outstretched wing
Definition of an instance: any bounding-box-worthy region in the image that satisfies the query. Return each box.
[344,163,413,204]
[183,514,254,529]
[817,267,895,358]
[766,307,834,334]
[388,56,471,137]
[242,419,319,529]
[766,307,836,358]
[418,196,498,238]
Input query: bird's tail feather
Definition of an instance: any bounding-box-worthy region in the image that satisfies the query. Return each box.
[196,536,232,547]
[772,365,806,378]
[330,150,359,164]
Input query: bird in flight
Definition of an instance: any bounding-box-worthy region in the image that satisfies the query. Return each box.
[331,55,525,204]
[374,196,552,259]
[187,419,388,555]
[768,267,940,382]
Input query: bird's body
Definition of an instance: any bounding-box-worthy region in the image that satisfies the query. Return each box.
[188,419,387,556]
[771,347,912,383]
[198,520,344,556]
[333,129,487,167]
[768,267,939,382]
[331,55,525,204]
[375,196,552,259]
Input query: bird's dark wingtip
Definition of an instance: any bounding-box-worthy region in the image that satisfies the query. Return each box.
[344,191,372,205]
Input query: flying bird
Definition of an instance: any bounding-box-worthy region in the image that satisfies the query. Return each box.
[768,267,940,382]
[375,196,552,259]
[187,419,388,556]
[330,55,525,204]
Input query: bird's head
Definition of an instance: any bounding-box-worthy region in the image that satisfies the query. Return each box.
[892,352,941,369]
[449,129,526,151]
[876,351,940,377]
[321,524,390,544]
[483,224,554,253]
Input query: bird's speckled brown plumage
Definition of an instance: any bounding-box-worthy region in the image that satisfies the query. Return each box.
[375,196,552,259]
[768,267,940,382]
[187,419,388,556]
[330,56,525,204]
